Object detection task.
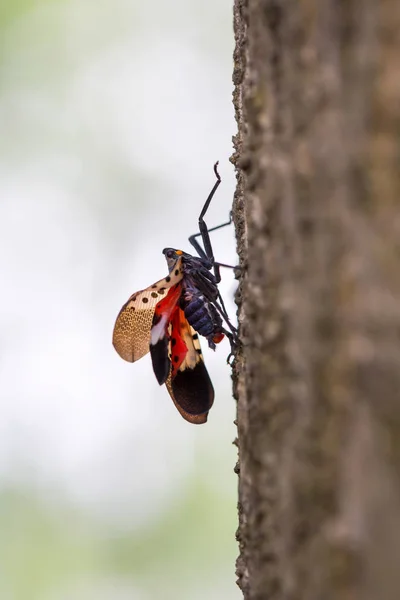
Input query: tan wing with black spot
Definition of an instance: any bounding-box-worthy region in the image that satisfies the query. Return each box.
[112,259,183,363]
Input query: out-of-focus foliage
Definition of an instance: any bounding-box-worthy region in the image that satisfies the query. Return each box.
[0,0,239,599]
[0,0,37,27]
[0,476,236,599]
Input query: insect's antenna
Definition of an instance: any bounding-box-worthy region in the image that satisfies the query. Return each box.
[189,162,222,272]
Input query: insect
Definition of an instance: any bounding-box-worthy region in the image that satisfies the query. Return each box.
[112,162,237,424]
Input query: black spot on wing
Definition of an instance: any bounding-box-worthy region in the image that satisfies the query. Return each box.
[171,362,214,416]
[150,338,170,385]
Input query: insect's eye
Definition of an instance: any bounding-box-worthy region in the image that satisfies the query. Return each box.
[166,250,175,258]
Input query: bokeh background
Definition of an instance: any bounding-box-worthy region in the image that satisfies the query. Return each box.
[0,1,239,599]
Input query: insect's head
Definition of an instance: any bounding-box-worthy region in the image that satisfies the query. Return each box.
[162,247,187,272]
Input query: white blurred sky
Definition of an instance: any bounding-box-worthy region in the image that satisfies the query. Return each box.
[0,0,237,536]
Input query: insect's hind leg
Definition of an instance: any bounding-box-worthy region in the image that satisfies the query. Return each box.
[188,162,229,279]
[189,212,233,264]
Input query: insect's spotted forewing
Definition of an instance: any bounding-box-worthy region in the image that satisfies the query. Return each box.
[112,258,183,362]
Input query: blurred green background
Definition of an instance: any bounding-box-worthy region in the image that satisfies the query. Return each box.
[0,1,239,599]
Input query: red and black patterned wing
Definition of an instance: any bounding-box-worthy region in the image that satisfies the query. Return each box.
[149,284,182,385]
[112,259,183,362]
[165,308,214,424]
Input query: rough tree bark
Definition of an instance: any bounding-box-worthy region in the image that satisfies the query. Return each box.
[231,1,400,599]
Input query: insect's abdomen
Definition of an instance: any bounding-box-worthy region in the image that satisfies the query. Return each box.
[184,297,215,338]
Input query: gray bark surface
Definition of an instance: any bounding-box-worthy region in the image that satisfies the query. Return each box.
[231,1,400,599]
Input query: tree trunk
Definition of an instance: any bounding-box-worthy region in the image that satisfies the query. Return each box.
[231,1,400,599]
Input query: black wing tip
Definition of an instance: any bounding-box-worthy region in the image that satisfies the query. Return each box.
[171,362,214,417]
[150,338,170,385]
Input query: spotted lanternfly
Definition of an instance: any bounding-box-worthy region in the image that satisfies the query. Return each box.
[112,162,238,424]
